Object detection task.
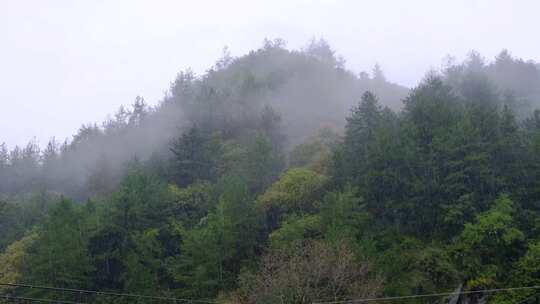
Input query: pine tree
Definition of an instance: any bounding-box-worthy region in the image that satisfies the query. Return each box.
[170,126,220,187]
[339,91,382,185]
[171,176,259,298]
[26,198,94,290]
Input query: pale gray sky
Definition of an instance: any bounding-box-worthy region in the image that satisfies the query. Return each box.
[1,0,539,147]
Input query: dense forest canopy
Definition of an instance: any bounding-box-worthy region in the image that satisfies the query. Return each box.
[1,39,540,303]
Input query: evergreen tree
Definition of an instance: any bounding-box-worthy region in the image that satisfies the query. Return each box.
[25,198,94,290]
[171,176,259,298]
[170,126,221,187]
[338,91,382,185]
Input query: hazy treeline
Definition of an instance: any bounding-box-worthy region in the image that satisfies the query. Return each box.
[0,39,407,200]
[1,40,540,303]
[444,49,540,117]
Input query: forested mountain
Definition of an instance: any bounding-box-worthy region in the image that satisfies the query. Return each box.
[1,40,540,304]
[0,39,407,201]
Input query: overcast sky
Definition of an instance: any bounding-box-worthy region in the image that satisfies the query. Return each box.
[1,0,539,148]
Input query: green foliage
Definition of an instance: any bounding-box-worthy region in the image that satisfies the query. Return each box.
[0,200,24,251]
[170,176,260,298]
[168,181,216,228]
[289,138,328,170]
[320,187,370,243]
[242,134,284,194]
[109,166,172,232]
[269,214,321,249]
[483,240,540,303]
[454,194,525,288]
[170,126,222,187]
[25,198,94,289]
[88,168,175,291]
[257,168,327,214]
[257,168,327,232]
[372,234,459,296]
[0,192,59,250]
[289,127,340,174]
[0,233,37,288]
[374,235,425,295]
[4,45,540,302]
[335,91,382,186]
[122,229,163,294]
[216,133,283,195]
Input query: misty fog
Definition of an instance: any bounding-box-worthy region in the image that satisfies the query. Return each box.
[1,39,539,201]
[2,2,540,303]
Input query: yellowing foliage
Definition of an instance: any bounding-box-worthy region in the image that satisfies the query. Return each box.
[0,233,37,289]
[256,168,328,214]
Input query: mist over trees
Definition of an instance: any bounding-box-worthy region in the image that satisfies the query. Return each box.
[444,49,540,117]
[1,39,540,303]
[0,39,407,200]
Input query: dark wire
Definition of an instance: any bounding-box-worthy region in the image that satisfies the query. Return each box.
[0,282,219,303]
[312,285,540,304]
[0,293,85,304]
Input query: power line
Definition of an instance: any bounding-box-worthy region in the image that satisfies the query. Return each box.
[0,294,85,304]
[0,283,220,304]
[312,285,540,304]
[6,282,539,304]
